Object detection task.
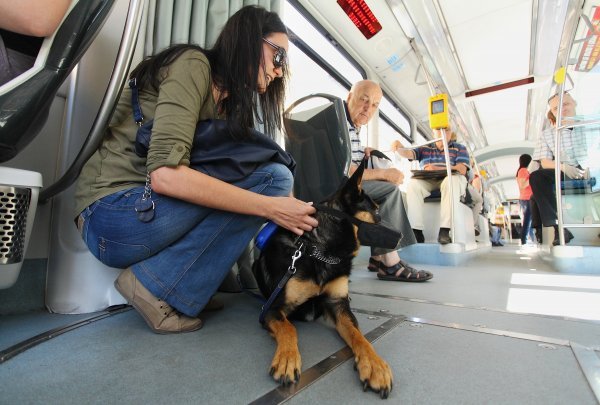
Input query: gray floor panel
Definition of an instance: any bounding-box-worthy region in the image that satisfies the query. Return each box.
[0,292,388,404]
[349,292,600,348]
[288,320,598,405]
[0,311,101,350]
[1,243,598,404]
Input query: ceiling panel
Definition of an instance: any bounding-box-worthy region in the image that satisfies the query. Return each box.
[473,86,529,145]
[440,0,532,89]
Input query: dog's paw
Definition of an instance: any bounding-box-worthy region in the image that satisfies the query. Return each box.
[269,348,302,386]
[354,353,393,399]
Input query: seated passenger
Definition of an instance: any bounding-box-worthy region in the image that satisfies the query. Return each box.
[467,162,484,236]
[529,92,589,246]
[345,79,432,282]
[490,206,505,247]
[0,0,71,85]
[394,128,470,244]
[74,6,317,334]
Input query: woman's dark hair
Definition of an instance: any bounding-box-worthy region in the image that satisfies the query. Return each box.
[129,5,288,139]
[516,153,532,177]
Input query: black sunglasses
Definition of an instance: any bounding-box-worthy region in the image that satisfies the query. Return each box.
[262,37,287,68]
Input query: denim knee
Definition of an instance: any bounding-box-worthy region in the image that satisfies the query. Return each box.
[257,162,294,196]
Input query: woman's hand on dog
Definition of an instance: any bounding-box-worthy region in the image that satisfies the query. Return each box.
[266,197,318,235]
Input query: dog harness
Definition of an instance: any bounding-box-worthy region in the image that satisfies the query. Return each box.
[257,233,344,324]
[257,204,401,323]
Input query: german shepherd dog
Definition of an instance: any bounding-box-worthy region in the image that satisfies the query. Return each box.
[252,159,393,399]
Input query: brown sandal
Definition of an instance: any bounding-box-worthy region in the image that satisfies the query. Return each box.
[377,260,433,282]
[368,257,381,272]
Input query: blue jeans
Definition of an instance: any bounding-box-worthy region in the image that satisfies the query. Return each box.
[491,225,501,243]
[519,199,534,244]
[79,162,293,316]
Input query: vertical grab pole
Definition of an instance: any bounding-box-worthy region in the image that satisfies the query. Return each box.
[440,127,455,243]
[554,84,565,246]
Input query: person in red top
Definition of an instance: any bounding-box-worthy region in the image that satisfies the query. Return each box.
[516,154,534,245]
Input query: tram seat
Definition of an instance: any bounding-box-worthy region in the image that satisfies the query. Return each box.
[0,0,116,290]
[0,0,116,163]
[283,94,351,203]
[419,199,477,248]
[422,188,481,245]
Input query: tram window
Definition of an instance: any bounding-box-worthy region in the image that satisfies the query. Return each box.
[282,0,366,141]
[377,95,411,147]
[283,2,363,87]
[415,129,429,145]
[285,42,350,108]
[379,119,400,151]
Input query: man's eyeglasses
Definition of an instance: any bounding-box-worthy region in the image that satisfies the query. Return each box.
[262,38,287,68]
[547,90,570,104]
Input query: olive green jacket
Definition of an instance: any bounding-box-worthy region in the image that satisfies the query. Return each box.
[74,50,218,216]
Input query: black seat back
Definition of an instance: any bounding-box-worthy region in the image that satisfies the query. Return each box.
[283,94,351,203]
[0,0,116,163]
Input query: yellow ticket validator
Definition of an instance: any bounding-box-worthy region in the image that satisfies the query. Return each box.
[429,93,449,129]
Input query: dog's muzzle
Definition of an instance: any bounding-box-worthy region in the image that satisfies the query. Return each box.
[314,204,402,249]
[356,222,402,249]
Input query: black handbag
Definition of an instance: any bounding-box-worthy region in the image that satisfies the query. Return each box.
[134,118,296,183]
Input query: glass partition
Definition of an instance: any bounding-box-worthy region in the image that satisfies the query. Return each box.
[555,2,600,245]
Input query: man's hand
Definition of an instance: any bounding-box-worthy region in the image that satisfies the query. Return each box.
[363,147,374,158]
[390,141,414,160]
[423,164,441,171]
[382,168,404,185]
[390,140,402,151]
[561,163,585,179]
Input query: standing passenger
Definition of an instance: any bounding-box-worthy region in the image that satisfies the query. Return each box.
[516,154,534,245]
[74,6,318,334]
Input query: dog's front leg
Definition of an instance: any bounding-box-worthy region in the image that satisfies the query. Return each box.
[264,312,302,385]
[324,278,393,398]
[335,303,393,398]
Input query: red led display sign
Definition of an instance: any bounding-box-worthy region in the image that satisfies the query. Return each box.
[337,0,382,39]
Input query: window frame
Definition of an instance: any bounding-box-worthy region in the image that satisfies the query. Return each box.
[378,97,413,143]
[286,0,366,90]
[285,0,416,146]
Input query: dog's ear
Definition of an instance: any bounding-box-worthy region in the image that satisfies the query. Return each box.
[346,157,367,193]
[338,158,367,207]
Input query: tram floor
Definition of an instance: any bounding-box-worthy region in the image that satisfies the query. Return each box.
[1,243,599,404]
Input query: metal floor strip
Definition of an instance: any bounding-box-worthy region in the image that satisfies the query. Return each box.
[351,290,600,325]
[405,316,571,346]
[249,310,405,405]
[0,305,131,364]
